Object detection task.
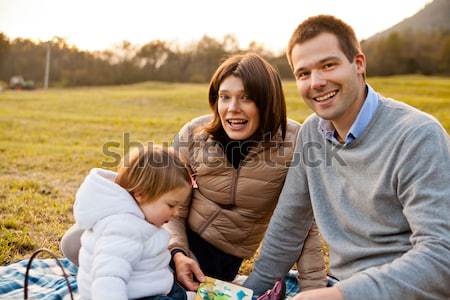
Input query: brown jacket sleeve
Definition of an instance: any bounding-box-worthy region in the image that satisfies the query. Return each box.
[296,221,328,291]
[164,121,193,256]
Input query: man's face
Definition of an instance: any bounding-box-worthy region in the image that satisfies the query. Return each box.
[291,33,366,128]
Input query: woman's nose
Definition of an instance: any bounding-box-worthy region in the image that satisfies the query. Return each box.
[228,98,241,112]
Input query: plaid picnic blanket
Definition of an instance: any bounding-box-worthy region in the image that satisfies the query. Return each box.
[284,271,301,297]
[0,258,300,299]
[0,258,78,300]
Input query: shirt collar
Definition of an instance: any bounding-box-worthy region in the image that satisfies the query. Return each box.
[318,84,379,145]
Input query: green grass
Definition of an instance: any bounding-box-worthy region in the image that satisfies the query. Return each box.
[1,75,449,268]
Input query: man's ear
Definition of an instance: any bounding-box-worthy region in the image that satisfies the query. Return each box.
[354,53,366,75]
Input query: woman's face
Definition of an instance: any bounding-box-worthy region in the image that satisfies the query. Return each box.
[218,76,260,140]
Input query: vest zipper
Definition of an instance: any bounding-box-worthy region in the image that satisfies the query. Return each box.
[231,167,240,206]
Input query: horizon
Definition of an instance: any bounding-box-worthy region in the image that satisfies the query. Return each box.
[0,0,433,54]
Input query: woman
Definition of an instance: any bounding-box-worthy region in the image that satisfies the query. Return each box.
[60,53,326,293]
[164,53,326,291]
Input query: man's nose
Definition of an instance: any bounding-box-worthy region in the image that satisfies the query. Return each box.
[311,71,326,89]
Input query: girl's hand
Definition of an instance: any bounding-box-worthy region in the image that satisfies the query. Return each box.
[293,287,344,300]
[173,252,205,291]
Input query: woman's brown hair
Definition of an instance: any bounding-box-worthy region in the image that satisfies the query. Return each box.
[115,145,190,202]
[205,53,287,141]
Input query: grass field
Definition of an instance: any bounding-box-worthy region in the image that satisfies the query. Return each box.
[1,75,449,270]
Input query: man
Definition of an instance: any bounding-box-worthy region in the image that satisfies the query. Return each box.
[244,15,450,300]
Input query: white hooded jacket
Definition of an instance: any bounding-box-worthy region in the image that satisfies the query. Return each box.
[74,168,173,300]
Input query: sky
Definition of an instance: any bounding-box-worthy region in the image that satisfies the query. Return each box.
[0,0,433,54]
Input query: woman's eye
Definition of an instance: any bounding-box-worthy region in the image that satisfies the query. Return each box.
[239,94,252,102]
[219,95,229,101]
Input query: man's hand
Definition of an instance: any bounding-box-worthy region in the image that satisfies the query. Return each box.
[293,287,344,300]
[173,252,205,291]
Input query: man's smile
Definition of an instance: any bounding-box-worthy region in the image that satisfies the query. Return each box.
[313,89,338,102]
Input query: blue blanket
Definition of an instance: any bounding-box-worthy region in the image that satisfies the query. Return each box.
[0,258,300,299]
[0,258,78,300]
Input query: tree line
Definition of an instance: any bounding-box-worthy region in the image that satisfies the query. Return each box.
[0,30,449,88]
[362,30,450,75]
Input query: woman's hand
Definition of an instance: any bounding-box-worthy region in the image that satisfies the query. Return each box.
[293,287,344,300]
[173,252,205,291]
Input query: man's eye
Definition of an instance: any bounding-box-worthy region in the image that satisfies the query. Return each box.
[324,63,335,70]
[297,72,310,80]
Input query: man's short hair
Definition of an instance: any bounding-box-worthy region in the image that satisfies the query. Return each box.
[286,15,362,68]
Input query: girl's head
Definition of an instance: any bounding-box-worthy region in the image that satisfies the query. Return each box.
[115,145,191,227]
[206,53,287,141]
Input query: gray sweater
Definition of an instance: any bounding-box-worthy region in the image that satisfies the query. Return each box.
[244,95,450,300]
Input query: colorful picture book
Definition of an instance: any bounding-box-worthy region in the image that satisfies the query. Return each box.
[195,276,253,300]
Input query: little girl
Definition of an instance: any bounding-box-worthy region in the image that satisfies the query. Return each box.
[74,145,193,300]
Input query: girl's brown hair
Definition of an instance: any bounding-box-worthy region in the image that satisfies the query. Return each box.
[205,53,287,141]
[115,145,190,202]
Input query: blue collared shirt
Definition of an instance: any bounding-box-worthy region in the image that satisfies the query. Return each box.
[318,85,379,145]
